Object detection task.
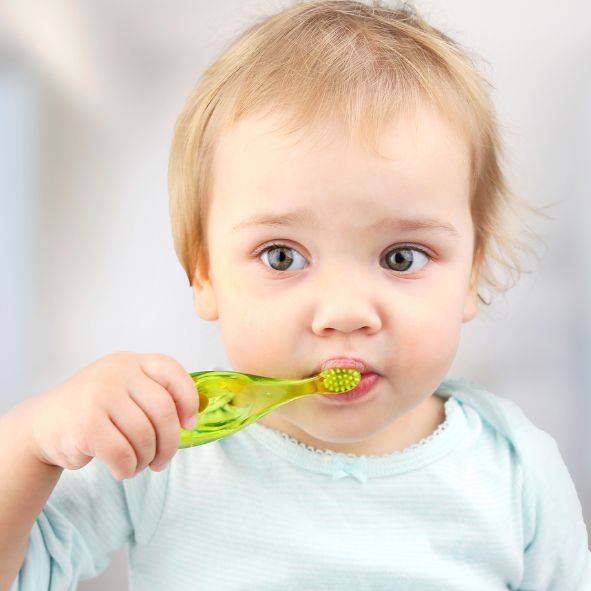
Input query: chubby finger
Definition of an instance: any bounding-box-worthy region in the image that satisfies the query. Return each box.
[91,415,141,480]
[139,354,199,429]
[108,397,157,475]
[127,375,182,470]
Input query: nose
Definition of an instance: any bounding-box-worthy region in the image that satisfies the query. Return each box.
[310,269,382,336]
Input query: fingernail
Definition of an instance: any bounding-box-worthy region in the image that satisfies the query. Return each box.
[184,416,197,430]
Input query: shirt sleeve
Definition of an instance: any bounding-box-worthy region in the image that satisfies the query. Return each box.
[518,422,591,590]
[9,459,134,591]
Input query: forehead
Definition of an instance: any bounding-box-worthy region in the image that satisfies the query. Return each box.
[209,105,472,223]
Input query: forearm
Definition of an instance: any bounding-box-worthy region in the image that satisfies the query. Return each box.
[0,399,63,591]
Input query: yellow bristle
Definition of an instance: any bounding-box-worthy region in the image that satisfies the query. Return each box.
[320,368,361,392]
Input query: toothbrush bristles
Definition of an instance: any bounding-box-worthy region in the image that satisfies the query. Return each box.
[320,368,361,392]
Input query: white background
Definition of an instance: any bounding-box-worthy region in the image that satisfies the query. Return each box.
[1,1,590,588]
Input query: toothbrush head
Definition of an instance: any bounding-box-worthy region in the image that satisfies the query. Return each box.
[319,367,361,392]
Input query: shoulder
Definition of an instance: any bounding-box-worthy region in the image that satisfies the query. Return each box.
[439,377,590,586]
[438,377,581,518]
[438,377,561,466]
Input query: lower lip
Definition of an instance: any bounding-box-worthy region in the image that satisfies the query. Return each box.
[321,373,380,403]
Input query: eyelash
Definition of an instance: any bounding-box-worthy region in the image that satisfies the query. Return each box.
[253,241,434,273]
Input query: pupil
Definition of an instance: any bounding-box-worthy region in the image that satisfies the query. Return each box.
[387,249,413,271]
[269,248,293,270]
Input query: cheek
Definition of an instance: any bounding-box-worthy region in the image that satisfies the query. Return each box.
[393,292,465,372]
[417,318,462,371]
[216,296,291,375]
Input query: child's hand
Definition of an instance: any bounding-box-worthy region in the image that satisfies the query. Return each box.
[26,353,199,480]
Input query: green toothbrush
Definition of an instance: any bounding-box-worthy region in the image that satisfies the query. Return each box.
[178,368,361,448]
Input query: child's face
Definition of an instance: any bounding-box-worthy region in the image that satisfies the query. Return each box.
[192,105,478,452]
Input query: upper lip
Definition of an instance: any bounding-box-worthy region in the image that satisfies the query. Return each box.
[316,357,378,375]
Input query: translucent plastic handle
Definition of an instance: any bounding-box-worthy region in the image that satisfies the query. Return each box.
[178,368,360,448]
[178,371,321,448]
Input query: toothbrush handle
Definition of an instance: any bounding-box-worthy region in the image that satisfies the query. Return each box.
[178,371,323,448]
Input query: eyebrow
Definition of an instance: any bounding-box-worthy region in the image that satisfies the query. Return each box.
[232,208,459,236]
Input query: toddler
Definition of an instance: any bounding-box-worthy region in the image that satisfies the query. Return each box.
[1,1,589,589]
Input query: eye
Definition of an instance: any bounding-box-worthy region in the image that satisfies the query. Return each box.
[382,247,430,273]
[259,243,307,272]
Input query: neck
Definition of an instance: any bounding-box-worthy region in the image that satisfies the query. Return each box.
[259,394,446,456]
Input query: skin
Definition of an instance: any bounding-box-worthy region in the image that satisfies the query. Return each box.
[192,105,480,456]
[0,352,199,588]
[0,103,480,588]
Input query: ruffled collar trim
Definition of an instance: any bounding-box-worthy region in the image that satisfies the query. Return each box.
[243,383,467,483]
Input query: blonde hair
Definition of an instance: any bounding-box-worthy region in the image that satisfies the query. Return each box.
[169,0,536,303]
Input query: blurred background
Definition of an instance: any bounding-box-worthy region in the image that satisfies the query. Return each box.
[1,0,590,588]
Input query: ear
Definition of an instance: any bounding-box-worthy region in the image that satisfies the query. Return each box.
[462,257,481,323]
[191,262,219,321]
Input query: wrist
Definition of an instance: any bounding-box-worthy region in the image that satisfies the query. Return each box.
[5,396,62,473]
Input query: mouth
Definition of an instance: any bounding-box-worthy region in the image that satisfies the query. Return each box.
[312,356,381,403]
[314,356,379,376]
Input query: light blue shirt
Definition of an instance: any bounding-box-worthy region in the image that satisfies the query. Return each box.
[11,378,591,590]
